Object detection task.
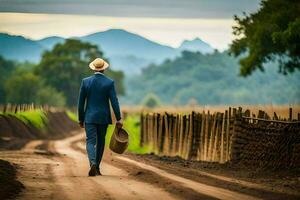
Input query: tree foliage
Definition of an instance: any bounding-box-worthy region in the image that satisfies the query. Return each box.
[230,0,300,76]
[35,39,125,106]
[125,51,300,105]
[0,55,15,103]
[36,86,66,107]
[4,70,65,106]
[142,93,161,108]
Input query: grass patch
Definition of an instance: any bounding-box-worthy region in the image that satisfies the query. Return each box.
[66,110,78,122]
[105,115,152,154]
[6,110,47,130]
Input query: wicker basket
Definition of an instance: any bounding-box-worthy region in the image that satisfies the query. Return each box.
[109,126,129,154]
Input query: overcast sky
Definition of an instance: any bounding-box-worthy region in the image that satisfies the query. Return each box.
[0,0,261,49]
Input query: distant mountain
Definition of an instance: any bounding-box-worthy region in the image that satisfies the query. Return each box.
[179,38,214,54]
[0,29,216,74]
[81,29,178,62]
[0,33,43,62]
[108,55,150,74]
[36,36,65,50]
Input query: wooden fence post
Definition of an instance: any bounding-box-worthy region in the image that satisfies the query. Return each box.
[174,114,180,156]
[170,114,176,156]
[3,104,7,113]
[212,113,220,161]
[220,112,226,163]
[145,114,149,146]
[140,113,144,147]
[179,115,186,158]
[194,113,202,160]
[208,113,217,161]
[203,111,210,161]
[163,114,169,155]
[186,112,194,159]
[227,107,232,161]
[152,113,157,153]
[199,111,205,160]
[182,114,190,159]
[157,114,163,154]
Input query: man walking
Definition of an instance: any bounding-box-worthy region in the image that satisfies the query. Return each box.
[78,58,122,176]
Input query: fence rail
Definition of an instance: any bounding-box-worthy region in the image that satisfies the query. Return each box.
[0,104,59,113]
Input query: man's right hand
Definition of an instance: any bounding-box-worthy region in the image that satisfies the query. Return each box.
[116,119,123,129]
[79,121,84,128]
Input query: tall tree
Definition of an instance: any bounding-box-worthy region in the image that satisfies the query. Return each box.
[35,39,125,106]
[4,71,65,106]
[230,0,300,76]
[0,56,15,103]
[5,72,41,104]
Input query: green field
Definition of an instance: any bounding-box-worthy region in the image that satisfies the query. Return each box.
[1,109,150,154]
[2,110,48,130]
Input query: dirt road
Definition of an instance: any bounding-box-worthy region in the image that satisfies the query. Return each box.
[0,130,298,200]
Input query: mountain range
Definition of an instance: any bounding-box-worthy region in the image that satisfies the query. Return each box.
[0,29,214,74]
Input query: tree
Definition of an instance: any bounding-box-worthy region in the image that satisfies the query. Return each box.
[105,69,125,96]
[4,71,66,106]
[36,86,66,107]
[35,39,125,106]
[230,0,300,76]
[5,72,40,104]
[0,56,15,103]
[142,93,161,108]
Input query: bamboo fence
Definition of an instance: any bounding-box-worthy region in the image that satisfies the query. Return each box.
[140,107,300,167]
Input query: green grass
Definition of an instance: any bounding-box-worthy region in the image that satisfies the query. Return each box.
[66,110,78,122]
[105,115,152,154]
[7,110,47,130]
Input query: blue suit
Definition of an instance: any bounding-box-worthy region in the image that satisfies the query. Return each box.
[77,72,121,169]
[78,73,121,124]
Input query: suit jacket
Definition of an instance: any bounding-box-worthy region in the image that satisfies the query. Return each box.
[77,73,121,124]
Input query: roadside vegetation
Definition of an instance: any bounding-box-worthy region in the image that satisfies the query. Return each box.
[63,110,150,154]
[66,110,78,122]
[1,109,47,130]
[106,115,151,154]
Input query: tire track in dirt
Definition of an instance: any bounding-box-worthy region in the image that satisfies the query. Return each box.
[48,139,113,200]
[115,156,260,200]
[123,154,300,199]
[73,133,261,200]
[0,150,59,200]
[2,131,265,200]
[1,133,112,200]
[73,139,217,200]
[49,133,176,200]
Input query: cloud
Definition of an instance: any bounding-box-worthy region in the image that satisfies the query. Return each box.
[0,0,261,19]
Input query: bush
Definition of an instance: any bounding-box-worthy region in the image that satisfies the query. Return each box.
[4,71,66,106]
[141,93,161,108]
[36,86,66,107]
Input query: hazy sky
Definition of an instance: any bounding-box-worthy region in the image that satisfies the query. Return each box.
[0,0,261,49]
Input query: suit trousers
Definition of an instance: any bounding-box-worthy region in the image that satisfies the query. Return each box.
[84,123,108,168]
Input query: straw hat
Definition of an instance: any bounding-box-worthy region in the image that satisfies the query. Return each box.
[89,58,109,71]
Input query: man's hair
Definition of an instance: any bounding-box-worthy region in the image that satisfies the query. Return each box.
[94,70,105,73]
